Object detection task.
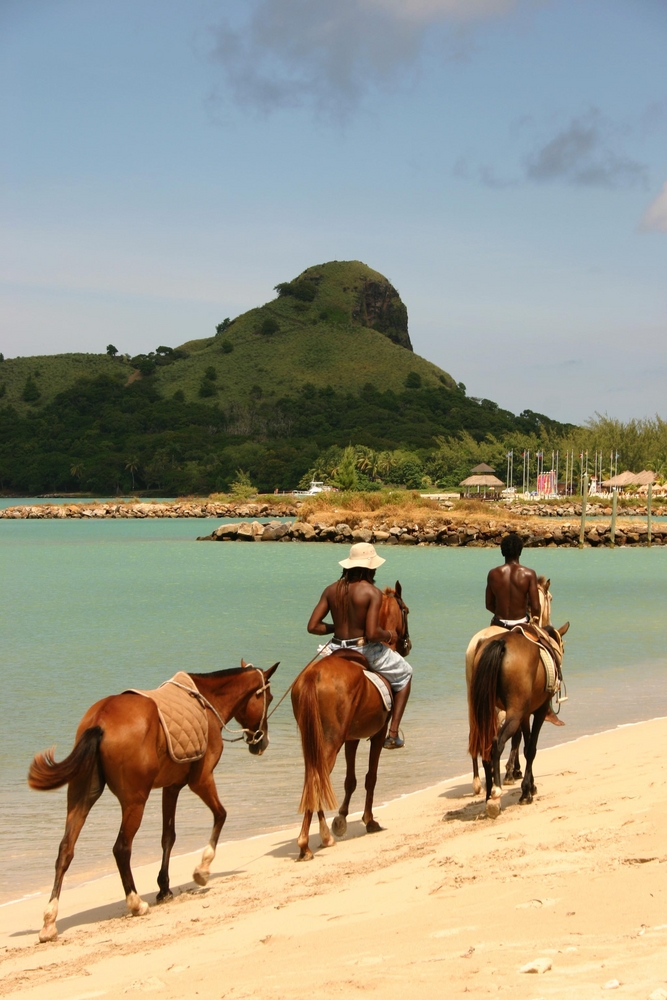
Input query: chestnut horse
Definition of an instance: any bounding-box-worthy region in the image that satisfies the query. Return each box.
[28,661,278,942]
[465,576,553,794]
[291,583,410,862]
[468,622,569,818]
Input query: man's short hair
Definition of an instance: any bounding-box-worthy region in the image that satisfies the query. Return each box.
[500,533,523,560]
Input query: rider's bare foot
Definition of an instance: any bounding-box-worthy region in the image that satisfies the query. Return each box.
[545,707,565,726]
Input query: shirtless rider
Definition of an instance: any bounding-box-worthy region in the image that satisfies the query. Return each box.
[307,542,412,750]
[486,532,565,725]
[486,532,540,627]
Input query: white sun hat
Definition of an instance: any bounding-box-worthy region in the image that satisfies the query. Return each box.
[338,542,386,570]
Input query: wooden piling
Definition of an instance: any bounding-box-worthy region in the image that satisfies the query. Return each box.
[579,473,589,548]
[610,488,617,548]
[647,482,652,547]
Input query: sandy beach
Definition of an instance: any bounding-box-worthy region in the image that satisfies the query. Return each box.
[2,718,666,1000]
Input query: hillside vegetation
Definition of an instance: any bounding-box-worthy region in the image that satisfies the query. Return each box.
[0,260,576,495]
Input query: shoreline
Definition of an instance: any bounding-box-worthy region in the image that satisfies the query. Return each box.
[4,713,663,912]
[2,715,667,999]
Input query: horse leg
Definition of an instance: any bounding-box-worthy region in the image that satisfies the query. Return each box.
[156,784,182,902]
[297,810,314,862]
[318,809,335,849]
[39,773,104,942]
[471,755,482,795]
[362,725,388,834]
[482,757,494,803]
[520,705,548,805]
[503,729,523,785]
[487,714,521,819]
[190,771,227,886]
[332,739,359,838]
[112,796,149,915]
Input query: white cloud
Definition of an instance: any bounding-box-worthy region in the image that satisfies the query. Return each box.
[210,0,525,117]
[641,181,667,232]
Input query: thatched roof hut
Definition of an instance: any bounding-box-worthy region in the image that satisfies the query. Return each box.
[470,463,496,474]
[459,474,505,490]
[602,470,656,488]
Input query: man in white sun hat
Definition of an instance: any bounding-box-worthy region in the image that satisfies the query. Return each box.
[307,542,412,749]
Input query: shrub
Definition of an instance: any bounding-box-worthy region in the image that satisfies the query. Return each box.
[205,366,217,381]
[106,344,118,356]
[275,280,316,302]
[172,389,185,402]
[139,359,156,376]
[216,318,231,335]
[199,380,216,398]
[0,382,5,398]
[250,384,263,400]
[22,377,40,403]
[0,353,4,362]
[404,371,422,389]
[221,340,233,354]
[230,469,256,498]
[259,317,279,336]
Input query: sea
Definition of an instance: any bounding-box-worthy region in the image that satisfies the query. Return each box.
[2,513,666,903]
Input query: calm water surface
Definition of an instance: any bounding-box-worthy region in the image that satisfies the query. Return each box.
[2,519,666,902]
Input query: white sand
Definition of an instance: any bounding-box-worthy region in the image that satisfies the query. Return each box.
[1,718,667,999]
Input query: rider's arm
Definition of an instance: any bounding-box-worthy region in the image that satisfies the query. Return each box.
[366,588,395,645]
[527,572,541,620]
[485,574,496,614]
[307,591,335,636]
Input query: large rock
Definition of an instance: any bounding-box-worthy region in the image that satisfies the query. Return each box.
[261,522,291,541]
[351,528,372,543]
[214,523,238,539]
[292,522,317,541]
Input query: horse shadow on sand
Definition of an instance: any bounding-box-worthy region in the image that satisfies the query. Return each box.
[442,786,522,823]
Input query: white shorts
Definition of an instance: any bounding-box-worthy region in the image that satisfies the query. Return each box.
[362,643,413,692]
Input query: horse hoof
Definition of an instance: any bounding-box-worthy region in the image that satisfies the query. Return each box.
[531,784,537,795]
[519,794,532,805]
[193,868,209,887]
[38,924,58,943]
[127,892,149,916]
[366,820,383,834]
[504,775,515,786]
[486,798,501,819]
[156,889,173,904]
[332,814,347,838]
[296,851,313,862]
[472,777,482,795]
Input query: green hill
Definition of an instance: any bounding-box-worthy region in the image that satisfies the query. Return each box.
[0,260,572,494]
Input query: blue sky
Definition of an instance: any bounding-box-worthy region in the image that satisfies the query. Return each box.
[1,0,666,422]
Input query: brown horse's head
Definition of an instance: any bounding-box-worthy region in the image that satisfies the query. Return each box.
[381,580,412,657]
[237,661,279,755]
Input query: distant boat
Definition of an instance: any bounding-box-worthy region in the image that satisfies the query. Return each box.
[293,480,335,497]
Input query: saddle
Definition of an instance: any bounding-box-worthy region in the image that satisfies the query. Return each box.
[126,671,210,763]
[509,623,563,697]
[328,648,393,712]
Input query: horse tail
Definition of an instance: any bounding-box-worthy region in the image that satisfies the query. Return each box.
[28,726,104,791]
[468,639,506,760]
[294,670,338,814]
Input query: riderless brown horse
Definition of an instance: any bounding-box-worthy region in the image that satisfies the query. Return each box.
[468,621,569,818]
[465,576,553,794]
[291,584,410,861]
[28,661,278,942]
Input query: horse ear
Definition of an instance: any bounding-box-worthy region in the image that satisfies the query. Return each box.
[546,578,551,591]
[241,658,248,668]
[557,621,570,636]
[395,580,402,598]
[264,662,279,679]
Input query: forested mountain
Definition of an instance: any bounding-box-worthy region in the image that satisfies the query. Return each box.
[0,261,572,494]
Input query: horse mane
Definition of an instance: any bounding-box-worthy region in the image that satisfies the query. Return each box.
[189,666,248,680]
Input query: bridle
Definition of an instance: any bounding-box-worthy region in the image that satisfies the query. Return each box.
[393,592,411,657]
[219,666,271,746]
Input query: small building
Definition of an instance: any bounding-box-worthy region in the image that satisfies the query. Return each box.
[459,473,505,497]
[469,462,496,474]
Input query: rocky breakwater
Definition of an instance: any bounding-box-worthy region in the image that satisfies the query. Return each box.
[198,513,667,547]
[0,501,298,520]
[507,501,667,518]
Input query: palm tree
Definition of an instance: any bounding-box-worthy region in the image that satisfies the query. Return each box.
[125,456,140,491]
[70,462,83,482]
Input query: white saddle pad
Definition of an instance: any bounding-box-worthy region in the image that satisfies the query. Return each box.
[364,670,393,712]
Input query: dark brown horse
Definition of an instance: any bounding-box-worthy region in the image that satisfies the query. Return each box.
[291,584,410,861]
[468,623,569,818]
[28,661,278,942]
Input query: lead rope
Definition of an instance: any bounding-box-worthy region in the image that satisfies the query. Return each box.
[266,639,333,722]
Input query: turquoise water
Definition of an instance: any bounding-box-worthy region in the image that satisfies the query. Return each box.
[2,519,666,903]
